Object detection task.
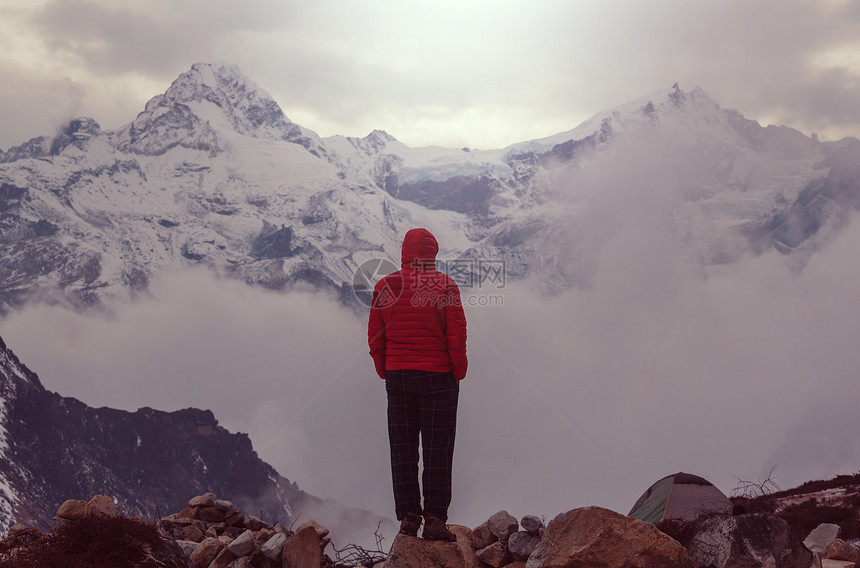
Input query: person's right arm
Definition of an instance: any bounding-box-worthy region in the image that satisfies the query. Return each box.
[368,284,387,379]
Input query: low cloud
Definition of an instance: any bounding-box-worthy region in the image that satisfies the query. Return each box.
[3,210,860,527]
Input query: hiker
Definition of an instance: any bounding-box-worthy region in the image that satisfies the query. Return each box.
[367,228,468,541]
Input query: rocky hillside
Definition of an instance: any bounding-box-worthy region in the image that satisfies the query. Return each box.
[733,473,860,542]
[0,334,391,544]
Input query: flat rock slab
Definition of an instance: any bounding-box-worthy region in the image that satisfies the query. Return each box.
[386,533,467,568]
[822,561,856,568]
[806,523,842,554]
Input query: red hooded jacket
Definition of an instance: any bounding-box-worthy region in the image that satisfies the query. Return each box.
[367,228,468,380]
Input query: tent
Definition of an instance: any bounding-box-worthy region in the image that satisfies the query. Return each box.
[628,472,732,524]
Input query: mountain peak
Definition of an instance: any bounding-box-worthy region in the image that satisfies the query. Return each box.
[161,62,273,111]
[116,63,321,155]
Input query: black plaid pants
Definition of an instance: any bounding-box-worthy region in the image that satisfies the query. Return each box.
[385,369,459,521]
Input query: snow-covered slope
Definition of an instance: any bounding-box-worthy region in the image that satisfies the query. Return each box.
[1,65,858,313]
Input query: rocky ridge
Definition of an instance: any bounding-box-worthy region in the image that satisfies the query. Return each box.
[0,334,390,545]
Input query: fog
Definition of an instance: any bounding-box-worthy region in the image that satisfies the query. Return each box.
[2,206,860,529]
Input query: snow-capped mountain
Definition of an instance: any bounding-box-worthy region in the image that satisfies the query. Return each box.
[1,64,858,313]
[0,333,390,540]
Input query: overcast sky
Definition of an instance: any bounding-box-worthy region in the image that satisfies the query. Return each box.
[2,0,860,151]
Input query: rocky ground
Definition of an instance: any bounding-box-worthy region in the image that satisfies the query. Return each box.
[1,475,859,567]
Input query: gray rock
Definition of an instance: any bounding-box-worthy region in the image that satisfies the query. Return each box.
[471,521,497,549]
[261,532,288,560]
[227,529,257,557]
[477,541,512,568]
[520,515,545,535]
[243,514,268,531]
[805,523,842,555]
[487,510,519,541]
[173,539,199,558]
[688,514,812,568]
[508,531,541,561]
[188,492,217,508]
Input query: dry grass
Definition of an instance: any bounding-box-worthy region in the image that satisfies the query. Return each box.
[730,472,860,542]
[0,515,187,568]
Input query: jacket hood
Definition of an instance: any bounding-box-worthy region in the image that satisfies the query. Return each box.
[401,228,439,268]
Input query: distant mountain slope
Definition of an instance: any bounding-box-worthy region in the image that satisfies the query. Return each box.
[1,64,859,313]
[0,334,391,541]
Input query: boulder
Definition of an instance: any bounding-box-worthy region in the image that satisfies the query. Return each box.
[228,529,257,557]
[182,523,205,542]
[85,495,116,517]
[282,525,321,568]
[226,510,244,527]
[826,539,860,563]
[50,516,67,531]
[472,521,498,549]
[215,499,235,511]
[189,492,217,508]
[256,528,275,543]
[210,547,238,568]
[526,506,694,568]
[198,506,228,523]
[450,524,482,568]
[477,540,512,567]
[189,537,224,568]
[297,519,330,539]
[159,519,187,540]
[386,533,467,568]
[687,513,813,568]
[177,507,199,520]
[806,524,843,555]
[244,514,269,531]
[262,532,288,561]
[488,510,519,541]
[56,499,88,520]
[509,530,541,561]
[520,515,545,535]
[173,539,199,558]
[222,526,246,539]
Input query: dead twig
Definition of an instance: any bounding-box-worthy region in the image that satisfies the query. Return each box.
[331,521,387,568]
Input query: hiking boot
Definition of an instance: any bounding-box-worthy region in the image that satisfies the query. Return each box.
[399,511,422,537]
[421,514,456,542]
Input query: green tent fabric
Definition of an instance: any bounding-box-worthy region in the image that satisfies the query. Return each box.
[628,472,732,524]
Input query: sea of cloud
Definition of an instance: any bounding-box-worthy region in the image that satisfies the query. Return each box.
[2,208,859,530]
